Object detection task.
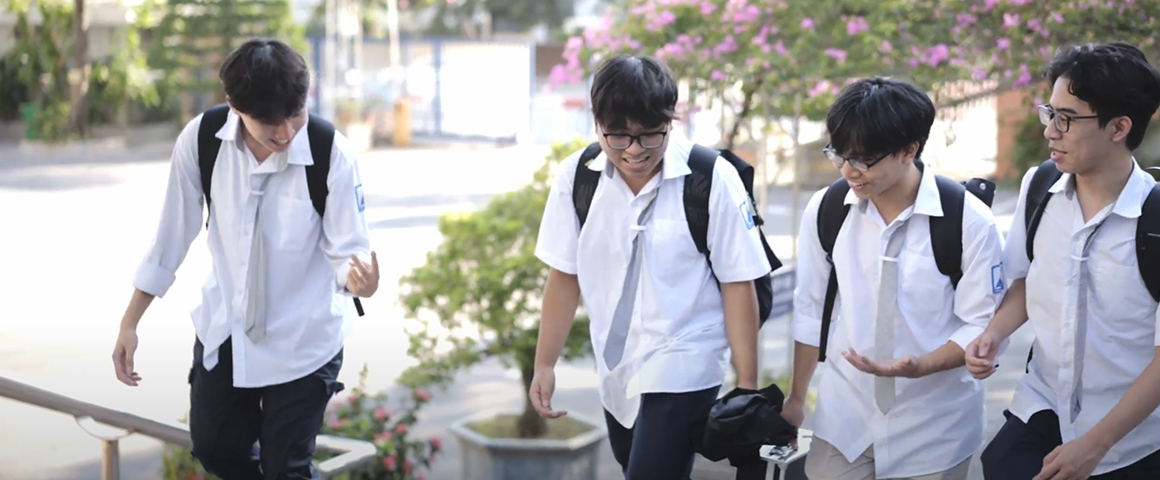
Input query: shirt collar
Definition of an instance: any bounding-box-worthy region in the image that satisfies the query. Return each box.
[214,109,315,166]
[1050,158,1156,219]
[585,132,694,180]
[843,160,944,217]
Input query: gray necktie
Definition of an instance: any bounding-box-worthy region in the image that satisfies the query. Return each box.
[602,191,660,370]
[1070,222,1103,422]
[245,175,271,343]
[875,221,909,415]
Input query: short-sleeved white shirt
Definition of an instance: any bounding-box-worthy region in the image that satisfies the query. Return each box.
[534,135,771,429]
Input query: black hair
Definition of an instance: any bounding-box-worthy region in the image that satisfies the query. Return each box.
[219,39,310,124]
[825,77,936,160]
[1046,42,1160,150]
[589,54,678,131]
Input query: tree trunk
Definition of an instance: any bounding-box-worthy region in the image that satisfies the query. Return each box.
[69,0,90,138]
[516,360,548,439]
[723,76,766,150]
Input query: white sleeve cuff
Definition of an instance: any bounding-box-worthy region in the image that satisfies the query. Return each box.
[133,262,176,298]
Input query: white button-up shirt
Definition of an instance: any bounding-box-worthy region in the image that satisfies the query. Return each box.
[133,110,371,388]
[793,166,1005,478]
[1002,162,1160,475]
[535,135,772,429]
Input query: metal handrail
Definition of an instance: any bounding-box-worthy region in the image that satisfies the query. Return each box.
[0,374,377,479]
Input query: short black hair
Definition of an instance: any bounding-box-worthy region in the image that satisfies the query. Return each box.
[1046,42,1160,150]
[826,77,936,161]
[219,39,310,124]
[589,55,678,131]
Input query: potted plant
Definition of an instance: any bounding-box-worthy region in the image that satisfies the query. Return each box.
[397,139,606,480]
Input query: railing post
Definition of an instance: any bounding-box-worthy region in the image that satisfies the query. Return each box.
[102,439,120,480]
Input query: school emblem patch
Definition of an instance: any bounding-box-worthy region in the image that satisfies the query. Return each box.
[991,263,1005,294]
[740,201,755,230]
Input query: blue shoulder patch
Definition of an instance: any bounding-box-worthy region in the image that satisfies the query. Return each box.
[991,263,1005,294]
[739,201,755,230]
[355,184,365,213]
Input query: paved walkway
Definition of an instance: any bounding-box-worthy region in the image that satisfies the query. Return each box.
[0,140,1029,480]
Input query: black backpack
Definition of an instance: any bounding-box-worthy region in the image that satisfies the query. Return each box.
[196,104,365,317]
[1020,159,1160,371]
[814,161,996,361]
[571,142,784,324]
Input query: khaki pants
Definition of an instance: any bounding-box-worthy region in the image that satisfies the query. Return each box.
[804,437,971,480]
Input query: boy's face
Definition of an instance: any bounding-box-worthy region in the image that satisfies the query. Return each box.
[233,105,308,155]
[598,120,670,186]
[833,143,919,201]
[1042,76,1128,176]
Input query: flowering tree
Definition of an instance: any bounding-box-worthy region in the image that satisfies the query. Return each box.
[551,0,1160,148]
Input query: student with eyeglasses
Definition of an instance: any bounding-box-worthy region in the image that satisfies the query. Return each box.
[786,77,1005,480]
[970,42,1160,480]
[527,54,775,479]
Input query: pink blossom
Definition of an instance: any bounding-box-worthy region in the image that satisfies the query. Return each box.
[1003,13,1020,28]
[1013,64,1033,87]
[700,1,715,15]
[383,455,397,470]
[956,13,977,28]
[774,40,787,56]
[1052,13,1065,23]
[924,44,950,66]
[431,437,443,449]
[800,18,814,29]
[414,389,432,402]
[710,70,728,81]
[374,431,394,443]
[984,0,1001,10]
[713,35,738,55]
[646,10,677,31]
[973,68,988,80]
[846,16,869,35]
[880,40,893,52]
[374,408,391,421]
[997,38,1011,50]
[808,81,831,98]
[824,48,847,64]
[396,423,408,434]
[403,461,413,474]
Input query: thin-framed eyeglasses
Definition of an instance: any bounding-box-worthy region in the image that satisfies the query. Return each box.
[603,130,668,150]
[822,144,891,172]
[1038,104,1099,133]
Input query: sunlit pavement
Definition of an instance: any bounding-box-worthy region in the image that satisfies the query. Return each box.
[0,141,1027,480]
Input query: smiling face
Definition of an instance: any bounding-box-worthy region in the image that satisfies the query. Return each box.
[830,142,920,201]
[598,120,670,187]
[233,106,307,157]
[1042,76,1132,176]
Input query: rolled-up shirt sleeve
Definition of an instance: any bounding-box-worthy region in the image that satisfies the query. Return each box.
[948,194,1006,350]
[133,116,207,297]
[534,150,584,274]
[706,157,771,283]
[319,133,372,295]
[792,188,830,347]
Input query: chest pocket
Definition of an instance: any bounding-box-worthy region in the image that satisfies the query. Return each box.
[899,239,952,337]
[1091,236,1152,326]
[264,195,320,252]
[646,219,701,290]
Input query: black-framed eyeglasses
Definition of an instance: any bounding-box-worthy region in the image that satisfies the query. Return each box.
[822,144,891,172]
[1038,104,1099,133]
[603,130,668,150]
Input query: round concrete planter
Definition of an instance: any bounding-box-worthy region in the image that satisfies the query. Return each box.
[449,409,608,480]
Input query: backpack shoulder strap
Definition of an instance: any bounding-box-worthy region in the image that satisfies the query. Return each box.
[304,114,337,218]
[1138,177,1160,303]
[930,175,967,289]
[571,142,604,228]
[1024,160,1063,263]
[684,144,719,255]
[816,178,851,362]
[197,104,231,225]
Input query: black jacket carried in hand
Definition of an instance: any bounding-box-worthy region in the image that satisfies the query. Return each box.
[693,383,799,468]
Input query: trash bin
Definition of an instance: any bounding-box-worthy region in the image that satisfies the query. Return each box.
[392,99,412,147]
[19,102,40,140]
